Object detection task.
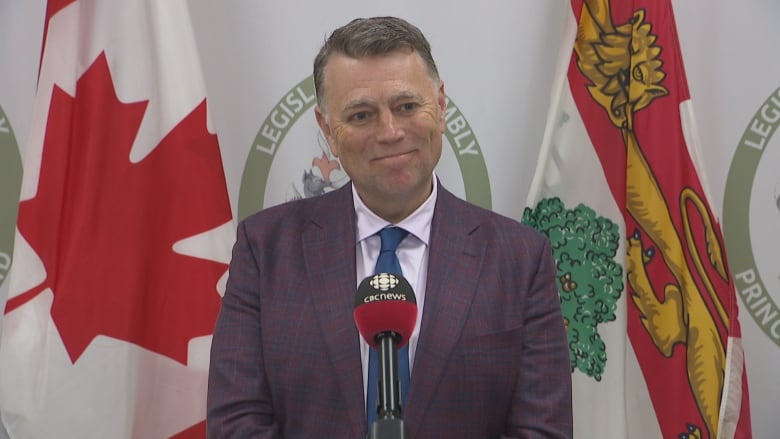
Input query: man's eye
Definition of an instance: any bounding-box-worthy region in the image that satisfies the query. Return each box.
[399,102,417,112]
[350,111,370,122]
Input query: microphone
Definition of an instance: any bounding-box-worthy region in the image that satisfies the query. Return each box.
[354,273,417,438]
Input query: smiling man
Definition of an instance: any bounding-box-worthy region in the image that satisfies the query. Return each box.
[207,17,572,438]
[314,47,445,224]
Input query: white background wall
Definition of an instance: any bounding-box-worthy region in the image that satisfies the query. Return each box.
[1,1,776,437]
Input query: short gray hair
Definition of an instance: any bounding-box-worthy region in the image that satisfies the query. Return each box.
[313,17,440,108]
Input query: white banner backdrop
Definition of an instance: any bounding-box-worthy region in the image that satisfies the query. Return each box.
[1,1,777,437]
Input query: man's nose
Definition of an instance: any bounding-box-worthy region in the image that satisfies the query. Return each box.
[376,111,403,143]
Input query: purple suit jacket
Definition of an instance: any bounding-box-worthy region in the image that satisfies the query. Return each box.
[207,183,572,438]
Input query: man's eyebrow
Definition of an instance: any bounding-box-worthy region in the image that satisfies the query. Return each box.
[342,99,374,113]
[341,91,424,113]
[390,91,423,102]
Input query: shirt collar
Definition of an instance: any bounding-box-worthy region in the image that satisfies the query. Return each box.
[353,175,437,246]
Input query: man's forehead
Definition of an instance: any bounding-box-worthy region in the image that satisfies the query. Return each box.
[318,49,439,114]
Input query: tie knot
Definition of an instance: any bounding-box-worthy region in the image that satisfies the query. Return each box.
[378,227,409,253]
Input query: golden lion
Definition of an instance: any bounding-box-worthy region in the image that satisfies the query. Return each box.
[574,1,731,437]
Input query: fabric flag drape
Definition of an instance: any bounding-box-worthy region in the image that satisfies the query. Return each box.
[0,0,233,437]
[522,0,752,438]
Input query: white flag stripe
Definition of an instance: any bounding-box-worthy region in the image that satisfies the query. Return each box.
[5,232,44,302]
[717,336,745,439]
[679,100,719,215]
[526,9,577,209]
[17,3,80,201]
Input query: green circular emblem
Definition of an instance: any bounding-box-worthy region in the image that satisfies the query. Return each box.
[0,105,23,290]
[724,86,780,347]
[237,76,491,221]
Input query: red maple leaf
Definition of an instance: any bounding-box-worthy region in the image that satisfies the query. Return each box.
[6,52,232,365]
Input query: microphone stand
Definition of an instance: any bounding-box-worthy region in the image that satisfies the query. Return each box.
[367,331,409,439]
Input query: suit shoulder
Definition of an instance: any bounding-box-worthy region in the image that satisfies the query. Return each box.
[238,187,349,235]
[448,194,548,245]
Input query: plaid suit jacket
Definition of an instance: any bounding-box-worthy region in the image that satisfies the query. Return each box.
[207,182,572,438]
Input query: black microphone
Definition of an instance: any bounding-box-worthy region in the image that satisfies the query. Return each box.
[354,273,417,439]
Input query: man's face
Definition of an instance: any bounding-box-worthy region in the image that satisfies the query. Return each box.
[315,49,446,222]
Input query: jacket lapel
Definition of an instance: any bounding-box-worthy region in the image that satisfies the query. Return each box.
[405,187,486,433]
[301,184,366,436]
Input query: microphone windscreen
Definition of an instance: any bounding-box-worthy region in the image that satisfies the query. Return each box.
[353,273,418,348]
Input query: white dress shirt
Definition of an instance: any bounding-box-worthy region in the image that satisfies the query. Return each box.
[352,177,437,403]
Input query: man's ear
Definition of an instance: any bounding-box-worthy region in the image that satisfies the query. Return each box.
[437,80,446,132]
[315,106,338,157]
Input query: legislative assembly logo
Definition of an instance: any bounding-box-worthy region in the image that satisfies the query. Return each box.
[0,105,23,290]
[724,86,780,348]
[237,76,492,221]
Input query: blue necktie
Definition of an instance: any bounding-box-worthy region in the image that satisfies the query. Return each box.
[366,226,410,429]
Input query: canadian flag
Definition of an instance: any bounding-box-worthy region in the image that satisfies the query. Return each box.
[523,0,751,438]
[0,1,233,437]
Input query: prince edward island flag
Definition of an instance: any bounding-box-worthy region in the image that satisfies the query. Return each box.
[522,1,752,438]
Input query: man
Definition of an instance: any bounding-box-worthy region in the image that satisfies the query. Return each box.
[207,16,572,438]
